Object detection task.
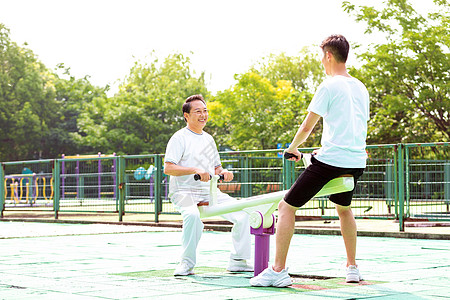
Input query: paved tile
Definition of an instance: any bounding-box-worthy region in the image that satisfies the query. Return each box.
[0,221,449,299]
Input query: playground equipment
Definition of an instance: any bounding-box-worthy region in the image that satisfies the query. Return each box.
[132,165,160,202]
[134,165,156,181]
[61,153,116,200]
[196,153,355,276]
[4,173,53,205]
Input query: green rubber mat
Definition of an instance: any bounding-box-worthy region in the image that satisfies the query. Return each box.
[115,266,227,278]
[115,268,384,293]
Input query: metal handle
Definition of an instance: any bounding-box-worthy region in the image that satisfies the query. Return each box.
[194,174,225,181]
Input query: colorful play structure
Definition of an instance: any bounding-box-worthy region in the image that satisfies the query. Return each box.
[58,153,165,209]
[4,171,53,205]
[61,153,117,200]
[133,165,161,201]
[2,152,165,209]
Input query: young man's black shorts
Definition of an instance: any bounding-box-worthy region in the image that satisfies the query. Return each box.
[284,156,364,207]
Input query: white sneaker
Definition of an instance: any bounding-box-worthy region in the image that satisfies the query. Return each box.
[346,265,363,283]
[249,267,292,287]
[227,259,254,272]
[173,261,194,276]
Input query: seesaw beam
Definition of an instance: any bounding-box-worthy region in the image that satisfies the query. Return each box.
[198,176,354,219]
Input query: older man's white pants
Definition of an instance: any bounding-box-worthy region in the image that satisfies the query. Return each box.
[171,191,251,268]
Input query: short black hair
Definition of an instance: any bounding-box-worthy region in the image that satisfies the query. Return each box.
[182,94,206,122]
[320,34,350,63]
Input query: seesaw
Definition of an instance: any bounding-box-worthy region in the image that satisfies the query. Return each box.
[195,153,355,276]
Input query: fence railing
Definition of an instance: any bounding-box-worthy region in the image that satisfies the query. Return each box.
[0,143,449,231]
[404,143,450,223]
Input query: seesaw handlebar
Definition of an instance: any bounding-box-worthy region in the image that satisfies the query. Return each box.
[283,152,303,160]
[194,174,225,181]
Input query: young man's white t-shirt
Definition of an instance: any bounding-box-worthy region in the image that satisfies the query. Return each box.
[308,75,369,168]
[164,127,221,196]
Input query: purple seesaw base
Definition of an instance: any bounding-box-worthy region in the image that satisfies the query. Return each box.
[250,213,276,277]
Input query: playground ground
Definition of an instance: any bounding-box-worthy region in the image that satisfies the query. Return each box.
[1,216,449,299]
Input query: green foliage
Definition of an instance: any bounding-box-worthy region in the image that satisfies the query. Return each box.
[0,24,107,161]
[3,0,450,162]
[208,52,324,150]
[0,24,56,160]
[252,48,324,93]
[77,53,209,154]
[344,0,450,143]
[48,65,109,157]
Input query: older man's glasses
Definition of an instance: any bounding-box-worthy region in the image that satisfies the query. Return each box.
[190,109,209,115]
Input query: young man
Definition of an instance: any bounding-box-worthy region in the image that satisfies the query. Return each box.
[250,34,369,287]
[164,94,253,276]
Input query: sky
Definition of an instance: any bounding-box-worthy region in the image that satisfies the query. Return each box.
[0,0,428,96]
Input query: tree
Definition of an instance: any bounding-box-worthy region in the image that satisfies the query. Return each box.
[77,53,209,154]
[46,65,109,158]
[208,52,324,151]
[0,24,107,161]
[252,48,324,93]
[0,24,56,160]
[343,0,450,143]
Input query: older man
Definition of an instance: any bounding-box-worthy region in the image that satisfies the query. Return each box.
[164,94,253,276]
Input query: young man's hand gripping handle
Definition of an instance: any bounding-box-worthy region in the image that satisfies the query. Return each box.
[284,111,321,162]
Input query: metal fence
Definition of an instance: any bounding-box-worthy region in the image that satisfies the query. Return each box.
[0,143,449,230]
[58,154,118,215]
[120,154,168,222]
[404,143,450,222]
[215,145,400,221]
[291,145,399,220]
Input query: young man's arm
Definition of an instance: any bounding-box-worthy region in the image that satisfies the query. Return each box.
[285,111,321,162]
